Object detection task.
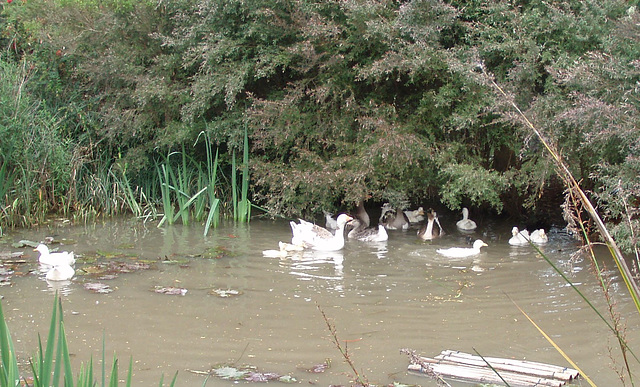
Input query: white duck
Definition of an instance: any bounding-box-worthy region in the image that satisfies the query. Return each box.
[530,229,548,244]
[404,207,425,223]
[508,227,530,245]
[45,264,75,281]
[456,207,477,231]
[437,239,488,258]
[347,219,388,242]
[417,210,443,241]
[35,244,75,266]
[290,213,353,251]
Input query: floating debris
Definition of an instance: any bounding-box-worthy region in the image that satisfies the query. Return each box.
[158,256,190,265]
[97,274,119,280]
[0,265,13,286]
[81,261,151,278]
[14,240,39,249]
[208,288,242,298]
[202,245,237,259]
[192,365,296,383]
[153,286,187,296]
[96,250,128,259]
[0,251,24,260]
[299,360,330,373]
[110,261,150,272]
[83,282,113,294]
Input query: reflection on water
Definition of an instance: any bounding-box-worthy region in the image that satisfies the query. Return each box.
[0,218,637,386]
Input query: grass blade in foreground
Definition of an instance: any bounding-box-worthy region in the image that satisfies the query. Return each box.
[0,298,19,387]
[507,295,596,387]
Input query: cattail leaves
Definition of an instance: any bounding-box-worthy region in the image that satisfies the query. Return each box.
[156,128,252,235]
[1,294,175,386]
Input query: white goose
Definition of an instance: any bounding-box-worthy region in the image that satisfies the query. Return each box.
[347,219,388,242]
[508,227,530,245]
[290,213,353,251]
[45,264,75,281]
[456,207,477,231]
[404,207,425,223]
[35,244,75,266]
[437,239,488,258]
[530,229,548,244]
[417,210,443,241]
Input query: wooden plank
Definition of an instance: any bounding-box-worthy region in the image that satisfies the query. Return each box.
[436,350,579,380]
[408,350,580,387]
[408,361,564,387]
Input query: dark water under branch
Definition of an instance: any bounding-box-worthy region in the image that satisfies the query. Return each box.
[0,216,637,386]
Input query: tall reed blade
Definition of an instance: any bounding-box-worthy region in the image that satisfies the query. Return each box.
[233,126,251,222]
[197,131,221,236]
[238,126,251,222]
[157,162,174,227]
[108,354,118,387]
[232,149,238,220]
[0,298,19,387]
[59,321,73,387]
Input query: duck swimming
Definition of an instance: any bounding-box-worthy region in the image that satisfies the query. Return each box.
[436,239,488,257]
[347,219,388,242]
[290,213,353,251]
[35,244,75,266]
[508,227,530,245]
[45,264,75,281]
[456,207,477,231]
[417,210,443,241]
[529,229,548,244]
[404,207,425,223]
[379,204,410,230]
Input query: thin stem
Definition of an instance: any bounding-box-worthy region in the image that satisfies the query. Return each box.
[316,304,368,386]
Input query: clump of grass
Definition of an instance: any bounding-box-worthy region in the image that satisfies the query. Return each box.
[0,294,178,386]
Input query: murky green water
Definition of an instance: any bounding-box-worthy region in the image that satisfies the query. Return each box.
[0,216,637,386]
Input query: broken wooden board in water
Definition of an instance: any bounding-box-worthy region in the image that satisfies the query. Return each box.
[406,349,579,387]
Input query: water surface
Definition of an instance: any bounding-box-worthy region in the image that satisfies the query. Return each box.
[0,217,637,386]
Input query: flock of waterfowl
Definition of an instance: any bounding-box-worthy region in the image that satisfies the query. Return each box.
[268,203,549,259]
[33,205,550,279]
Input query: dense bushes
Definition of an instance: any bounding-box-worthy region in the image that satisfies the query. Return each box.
[0,0,637,253]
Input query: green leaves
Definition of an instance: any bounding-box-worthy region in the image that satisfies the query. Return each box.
[438,162,509,211]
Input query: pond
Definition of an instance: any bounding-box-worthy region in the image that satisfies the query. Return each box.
[0,214,637,386]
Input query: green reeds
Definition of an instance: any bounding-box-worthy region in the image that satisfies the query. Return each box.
[156,127,252,233]
[156,151,208,227]
[232,126,251,222]
[197,130,221,236]
[0,294,177,386]
[0,293,20,387]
